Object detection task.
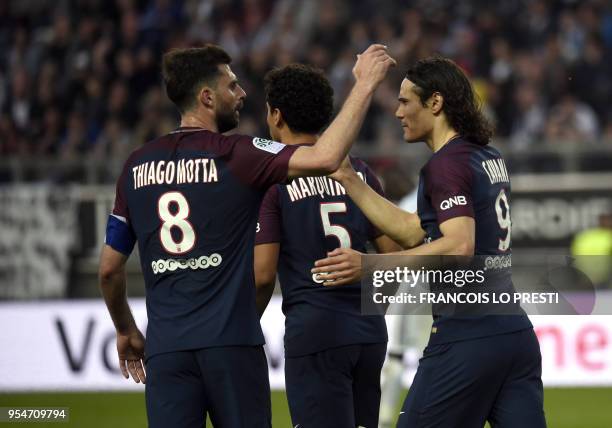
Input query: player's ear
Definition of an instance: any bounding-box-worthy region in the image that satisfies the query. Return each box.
[271,107,284,128]
[429,92,444,115]
[198,86,215,109]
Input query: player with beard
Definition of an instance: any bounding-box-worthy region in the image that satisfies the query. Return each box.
[98,44,395,427]
[313,57,546,428]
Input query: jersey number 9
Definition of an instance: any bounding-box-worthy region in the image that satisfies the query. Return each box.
[495,189,511,252]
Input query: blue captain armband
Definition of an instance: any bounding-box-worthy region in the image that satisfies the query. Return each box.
[105,214,137,255]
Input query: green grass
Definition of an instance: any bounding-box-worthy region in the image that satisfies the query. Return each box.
[0,389,610,427]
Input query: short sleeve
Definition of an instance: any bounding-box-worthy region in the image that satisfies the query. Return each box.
[426,155,474,223]
[105,161,137,255]
[111,171,130,221]
[226,135,298,189]
[359,160,386,240]
[255,185,282,245]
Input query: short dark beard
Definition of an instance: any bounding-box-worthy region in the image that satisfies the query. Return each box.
[216,102,238,133]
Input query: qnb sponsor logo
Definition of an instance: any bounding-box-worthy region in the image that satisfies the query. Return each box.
[440,195,467,211]
[151,253,222,274]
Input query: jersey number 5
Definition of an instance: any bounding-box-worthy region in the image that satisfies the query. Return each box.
[495,189,511,251]
[158,191,196,254]
[320,202,351,248]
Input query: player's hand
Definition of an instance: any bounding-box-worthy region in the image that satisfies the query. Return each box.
[352,44,397,92]
[117,328,146,384]
[312,248,363,286]
[328,156,357,183]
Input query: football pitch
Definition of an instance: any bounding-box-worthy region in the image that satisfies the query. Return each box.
[1,389,611,427]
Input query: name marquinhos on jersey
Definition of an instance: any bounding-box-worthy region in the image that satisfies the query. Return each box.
[132,158,219,190]
[481,158,510,184]
[285,172,366,202]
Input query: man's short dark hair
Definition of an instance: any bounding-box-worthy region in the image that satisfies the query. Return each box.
[264,64,334,134]
[162,45,231,113]
[406,56,493,145]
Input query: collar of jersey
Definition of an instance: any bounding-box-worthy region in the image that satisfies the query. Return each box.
[433,134,463,156]
[170,126,209,134]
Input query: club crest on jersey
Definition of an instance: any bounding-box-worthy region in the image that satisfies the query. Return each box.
[252,137,285,154]
[440,195,467,210]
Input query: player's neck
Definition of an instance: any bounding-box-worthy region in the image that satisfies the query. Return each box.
[428,123,459,153]
[279,130,318,146]
[179,114,218,133]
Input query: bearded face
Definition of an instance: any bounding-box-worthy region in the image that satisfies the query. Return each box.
[215,94,242,133]
[212,64,246,133]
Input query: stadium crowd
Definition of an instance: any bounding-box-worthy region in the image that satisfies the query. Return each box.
[1,0,611,161]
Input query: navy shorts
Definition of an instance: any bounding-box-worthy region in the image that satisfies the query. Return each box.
[285,343,387,428]
[397,328,546,428]
[145,346,271,428]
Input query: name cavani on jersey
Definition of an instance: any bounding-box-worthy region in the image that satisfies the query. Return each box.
[132,159,219,190]
[481,158,510,184]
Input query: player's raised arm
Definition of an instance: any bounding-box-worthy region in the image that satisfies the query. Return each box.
[332,158,425,249]
[287,44,396,178]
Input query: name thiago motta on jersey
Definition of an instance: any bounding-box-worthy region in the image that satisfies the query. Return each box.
[132,158,219,190]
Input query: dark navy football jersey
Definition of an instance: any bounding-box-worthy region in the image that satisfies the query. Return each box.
[417,137,532,344]
[256,157,388,357]
[106,127,298,358]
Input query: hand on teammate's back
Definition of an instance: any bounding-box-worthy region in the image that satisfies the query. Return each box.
[352,44,397,92]
[311,247,364,287]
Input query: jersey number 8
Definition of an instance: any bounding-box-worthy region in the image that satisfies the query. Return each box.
[158,191,196,254]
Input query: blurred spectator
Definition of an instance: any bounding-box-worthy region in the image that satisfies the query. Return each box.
[509,84,547,148]
[569,36,611,120]
[4,67,32,132]
[0,0,610,169]
[0,113,22,155]
[106,80,138,125]
[93,116,133,159]
[59,110,88,159]
[35,108,63,155]
[545,94,600,143]
[133,87,175,146]
[558,9,587,63]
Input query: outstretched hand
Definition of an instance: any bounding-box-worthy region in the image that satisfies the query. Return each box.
[312,247,364,287]
[117,328,146,384]
[352,44,397,92]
